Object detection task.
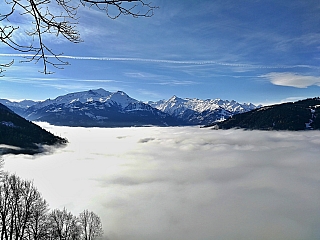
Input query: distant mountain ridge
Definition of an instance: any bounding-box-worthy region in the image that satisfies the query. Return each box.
[209,98,320,131]
[2,88,259,127]
[28,89,134,111]
[21,89,181,127]
[148,95,258,125]
[0,99,38,116]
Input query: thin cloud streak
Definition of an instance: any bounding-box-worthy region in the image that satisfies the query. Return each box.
[1,53,319,70]
[151,80,197,86]
[1,76,118,85]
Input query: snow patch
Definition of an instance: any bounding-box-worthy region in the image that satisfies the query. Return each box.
[1,121,16,127]
[150,96,258,116]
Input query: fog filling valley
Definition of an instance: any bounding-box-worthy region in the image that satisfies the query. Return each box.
[3,123,320,240]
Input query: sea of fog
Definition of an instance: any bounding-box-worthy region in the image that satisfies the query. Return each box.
[3,123,320,240]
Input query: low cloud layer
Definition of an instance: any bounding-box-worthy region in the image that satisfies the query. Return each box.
[3,124,320,240]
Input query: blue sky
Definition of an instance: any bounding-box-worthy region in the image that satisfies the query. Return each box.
[1,0,320,105]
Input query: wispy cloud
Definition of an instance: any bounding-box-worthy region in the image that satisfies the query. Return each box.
[74,79,117,83]
[280,96,312,103]
[2,75,117,83]
[262,72,320,88]
[153,80,197,86]
[0,76,119,94]
[136,89,163,100]
[1,54,319,70]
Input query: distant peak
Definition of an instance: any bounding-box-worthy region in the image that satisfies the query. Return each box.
[115,91,127,95]
[88,90,97,95]
[90,88,110,95]
[169,95,182,101]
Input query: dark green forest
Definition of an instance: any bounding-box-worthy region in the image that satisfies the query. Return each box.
[0,103,66,154]
[214,98,320,131]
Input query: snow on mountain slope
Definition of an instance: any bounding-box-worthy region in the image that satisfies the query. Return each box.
[0,99,38,115]
[30,88,113,110]
[105,91,138,108]
[28,89,140,112]
[21,89,181,127]
[55,88,113,104]
[148,95,258,125]
[149,96,257,115]
[0,99,38,109]
[2,89,259,127]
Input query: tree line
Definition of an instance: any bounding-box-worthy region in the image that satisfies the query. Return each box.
[0,159,103,240]
[0,103,67,154]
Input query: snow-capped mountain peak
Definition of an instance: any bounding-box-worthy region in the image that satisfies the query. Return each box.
[105,91,138,108]
[29,89,138,110]
[2,89,259,127]
[149,95,258,125]
[55,88,113,104]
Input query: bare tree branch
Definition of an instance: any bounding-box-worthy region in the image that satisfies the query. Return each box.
[0,0,157,74]
[79,0,157,19]
[0,60,14,77]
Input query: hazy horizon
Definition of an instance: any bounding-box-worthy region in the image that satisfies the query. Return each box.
[3,123,320,240]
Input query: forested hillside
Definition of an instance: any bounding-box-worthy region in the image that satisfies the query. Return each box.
[213,98,320,131]
[0,103,66,154]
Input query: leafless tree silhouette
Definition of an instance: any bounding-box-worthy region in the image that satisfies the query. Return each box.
[48,208,82,240]
[0,172,104,240]
[0,61,14,77]
[0,0,157,74]
[0,173,48,240]
[79,210,103,240]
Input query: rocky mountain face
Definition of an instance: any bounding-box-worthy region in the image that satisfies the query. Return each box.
[0,103,66,155]
[4,90,320,131]
[2,89,259,127]
[210,98,320,131]
[148,96,258,125]
[21,89,181,127]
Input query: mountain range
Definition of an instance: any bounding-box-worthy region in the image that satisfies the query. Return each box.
[2,89,320,131]
[3,89,319,155]
[1,89,259,127]
[149,96,257,125]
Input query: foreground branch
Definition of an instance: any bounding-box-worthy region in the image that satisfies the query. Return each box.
[0,60,14,77]
[0,0,157,74]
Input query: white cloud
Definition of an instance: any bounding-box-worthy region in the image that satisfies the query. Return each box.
[262,72,320,88]
[3,125,320,240]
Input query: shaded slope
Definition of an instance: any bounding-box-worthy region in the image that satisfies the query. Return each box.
[213,98,320,130]
[0,103,67,154]
[24,89,184,127]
